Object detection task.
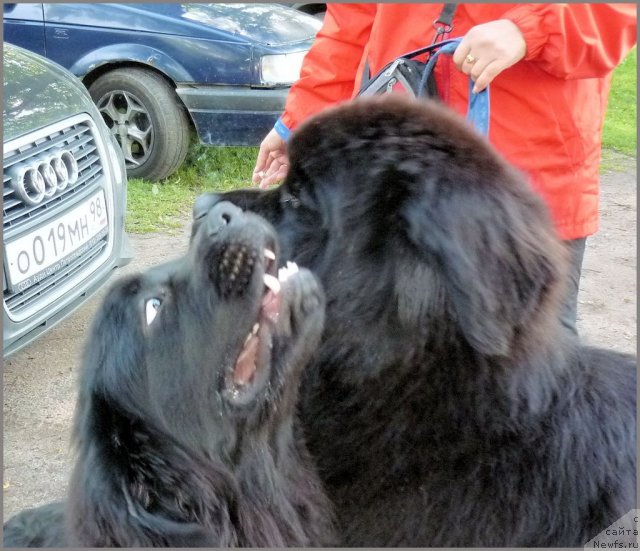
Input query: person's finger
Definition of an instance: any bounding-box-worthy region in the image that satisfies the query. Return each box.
[252,145,272,183]
[267,163,289,183]
[252,129,287,185]
[472,59,504,93]
[253,150,286,185]
[259,161,289,188]
[263,151,289,179]
[268,152,289,167]
[456,44,484,77]
[452,41,472,70]
[461,53,482,76]
[262,159,278,182]
[468,56,492,82]
[259,165,288,189]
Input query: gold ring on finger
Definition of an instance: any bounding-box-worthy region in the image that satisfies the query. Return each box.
[465,54,477,64]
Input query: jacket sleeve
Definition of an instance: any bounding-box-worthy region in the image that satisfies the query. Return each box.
[504,3,637,79]
[278,3,376,136]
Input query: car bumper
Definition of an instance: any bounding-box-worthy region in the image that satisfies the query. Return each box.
[176,85,289,146]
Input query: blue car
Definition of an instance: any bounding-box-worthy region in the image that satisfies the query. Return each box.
[4,3,321,181]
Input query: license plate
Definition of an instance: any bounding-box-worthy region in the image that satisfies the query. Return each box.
[5,190,109,293]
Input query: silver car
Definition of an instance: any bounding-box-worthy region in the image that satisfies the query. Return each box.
[3,43,131,356]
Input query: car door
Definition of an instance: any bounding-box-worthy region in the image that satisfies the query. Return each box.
[4,4,46,55]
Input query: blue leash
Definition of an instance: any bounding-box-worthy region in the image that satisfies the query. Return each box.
[418,38,490,136]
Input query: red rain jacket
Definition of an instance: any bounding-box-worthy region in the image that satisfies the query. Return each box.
[278,3,637,240]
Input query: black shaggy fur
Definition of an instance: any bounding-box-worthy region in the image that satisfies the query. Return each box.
[193,95,637,547]
[3,206,334,547]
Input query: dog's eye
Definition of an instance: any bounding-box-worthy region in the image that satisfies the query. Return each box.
[280,190,301,209]
[145,298,162,326]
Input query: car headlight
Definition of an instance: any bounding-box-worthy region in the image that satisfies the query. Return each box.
[260,51,307,86]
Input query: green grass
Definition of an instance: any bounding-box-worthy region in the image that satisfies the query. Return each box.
[126,143,257,233]
[602,47,636,156]
[599,147,637,174]
[127,48,637,233]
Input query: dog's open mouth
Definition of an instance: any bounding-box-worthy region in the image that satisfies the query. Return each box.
[232,252,298,387]
[215,241,301,405]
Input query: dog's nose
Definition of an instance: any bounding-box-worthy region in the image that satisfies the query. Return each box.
[207,201,243,235]
[193,193,219,220]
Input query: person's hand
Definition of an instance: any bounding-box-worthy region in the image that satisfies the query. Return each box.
[452,19,526,93]
[252,129,289,189]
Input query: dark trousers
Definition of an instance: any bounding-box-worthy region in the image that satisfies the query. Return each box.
[559,238,587,335]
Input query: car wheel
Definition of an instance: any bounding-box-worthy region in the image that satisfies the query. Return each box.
[88,68,191,181]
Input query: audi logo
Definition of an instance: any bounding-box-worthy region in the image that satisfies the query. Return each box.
[7,149,79,206]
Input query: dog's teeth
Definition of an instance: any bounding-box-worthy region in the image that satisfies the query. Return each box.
[264,248,276,261]
[244,331,253,344]
[252,323,260,335]
[263,273,281,294]
[278,261,300,282]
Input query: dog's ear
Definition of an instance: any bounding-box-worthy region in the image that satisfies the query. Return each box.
[68,420,239,547]
[77,276,153,419]
[405,172,566,356]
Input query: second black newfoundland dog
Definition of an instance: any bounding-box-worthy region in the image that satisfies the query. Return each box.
[193,95,637,547]
[3,205,334,546]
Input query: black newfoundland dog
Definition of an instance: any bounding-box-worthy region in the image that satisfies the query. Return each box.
[192,95,637,547]
[3,205,335,546]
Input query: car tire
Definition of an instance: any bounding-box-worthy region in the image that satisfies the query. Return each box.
[88,68,191,182]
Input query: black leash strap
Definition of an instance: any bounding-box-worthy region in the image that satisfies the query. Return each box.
[432,3,457,44]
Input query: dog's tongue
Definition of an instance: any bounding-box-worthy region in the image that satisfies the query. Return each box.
[261,288,281,323]
[234,335,259,385]
[233,290,281,385]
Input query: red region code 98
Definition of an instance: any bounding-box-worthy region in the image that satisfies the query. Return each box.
[5,190,109,292]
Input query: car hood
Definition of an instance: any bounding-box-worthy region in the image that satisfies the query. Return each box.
[3,44,97,142]
[175,3,321,45]
[47,3,322,47]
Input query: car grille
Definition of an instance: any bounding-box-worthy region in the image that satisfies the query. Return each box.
[3,115,110,318]
[3,120,103,230]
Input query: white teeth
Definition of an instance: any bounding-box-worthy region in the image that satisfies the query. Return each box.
[263,273,281,294]
[278,261,299,282]
[264,248,276,261]
[244,323,260,344]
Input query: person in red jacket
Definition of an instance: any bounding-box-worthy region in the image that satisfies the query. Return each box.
[251,3,636,333]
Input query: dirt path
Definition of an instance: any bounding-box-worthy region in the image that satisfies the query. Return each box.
[3,161,636,520]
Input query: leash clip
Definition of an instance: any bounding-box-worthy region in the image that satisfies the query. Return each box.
[431,19,454,45]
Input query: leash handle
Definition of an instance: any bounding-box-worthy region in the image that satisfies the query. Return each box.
[419,38,490,136]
